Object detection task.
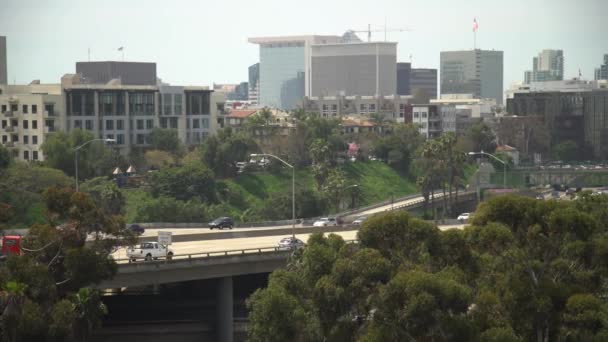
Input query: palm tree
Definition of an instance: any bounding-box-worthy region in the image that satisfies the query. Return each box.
[72,288,108,342]
[1,281,27,342]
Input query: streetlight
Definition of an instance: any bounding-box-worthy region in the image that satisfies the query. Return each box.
[250,153,296,238]
[340,184,359,210]
[468,151,507,189]
[74,138,116,192]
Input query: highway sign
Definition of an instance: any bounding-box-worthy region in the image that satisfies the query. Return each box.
[158,231,172,245]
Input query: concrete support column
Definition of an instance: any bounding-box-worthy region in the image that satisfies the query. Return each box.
[216,276,233,342]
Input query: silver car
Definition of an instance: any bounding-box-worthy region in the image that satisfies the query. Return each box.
[352,216,367,225]
[278,237,305,250]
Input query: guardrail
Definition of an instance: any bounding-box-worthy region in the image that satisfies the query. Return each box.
[115,240,360,265]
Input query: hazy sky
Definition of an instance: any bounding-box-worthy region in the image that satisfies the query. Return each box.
[1,0,606,90]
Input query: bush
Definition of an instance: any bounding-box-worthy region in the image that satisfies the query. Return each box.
[134,196,207,223]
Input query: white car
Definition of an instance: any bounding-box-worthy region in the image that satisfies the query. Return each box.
[313,217,338,227]
[127,242,173,262]
[457,213,471,223]
[352,216,367,225]
[278,237,305,250]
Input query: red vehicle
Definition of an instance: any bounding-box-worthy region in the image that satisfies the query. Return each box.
[1,236,22,256]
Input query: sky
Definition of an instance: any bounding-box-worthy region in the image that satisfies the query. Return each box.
[1,0,607,91]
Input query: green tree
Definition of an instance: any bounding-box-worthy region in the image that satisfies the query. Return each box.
[148,127,184,155]
[465,121,496,153]
[149,160,216,202]
[80,177,125,216]
[0,145,11,170]
[372,123,423,172]
[144,149,176,170]
[200,127,258,177]
[561,294,608,341]
[552,140,579,162]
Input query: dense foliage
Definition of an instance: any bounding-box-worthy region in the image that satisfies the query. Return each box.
[247,195,608,341]
[0,187,136,341]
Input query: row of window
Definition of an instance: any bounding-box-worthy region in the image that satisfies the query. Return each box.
[21,150,39,161]
[1,104,38,114]
[413,112,428,118]
[185,118,210,129]
[1,119,40,130]
[1,135,39,144]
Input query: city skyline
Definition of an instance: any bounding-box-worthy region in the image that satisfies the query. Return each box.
[1,0,606,91]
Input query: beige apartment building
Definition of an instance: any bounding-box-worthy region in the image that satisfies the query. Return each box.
[0,83,64,161]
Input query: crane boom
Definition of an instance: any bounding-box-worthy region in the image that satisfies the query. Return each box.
[347,23,410,42]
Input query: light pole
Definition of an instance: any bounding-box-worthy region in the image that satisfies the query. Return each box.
[340,184,359,211]
[468,151,507,189]
[251,153,296,238]
[74,138,116,192]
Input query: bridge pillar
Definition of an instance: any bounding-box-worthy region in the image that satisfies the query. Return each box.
[217,276,233,342]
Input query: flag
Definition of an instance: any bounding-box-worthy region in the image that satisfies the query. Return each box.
[118,46,124,51]
[473,18,479,32]
[579,69,582,77]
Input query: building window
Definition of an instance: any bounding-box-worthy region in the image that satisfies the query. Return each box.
[22,105,28,113]
[1,120,5,128]
[422,112,427,118]
[116,119,124,130]
[33,151,38,160]
[10,104,17,112]
[85,120,93,130]
[45,104,54,116]
[146,119,153,129]
[11,134,18,142]
[23,135,28,144]
[32,135,38,145]
[186,119,190,129]
[32,120,37,129]
[106,134,114,141]
[369,104,376,112]
[174,94,182,115]
[74,120,82,129]
[193,119,200,129]
[1,105,6,113]
[169,117,178,129]
[413,112,419,118]
[137,119,144,130]
[202,118,209,129]
[160,117,168,129]
[117,134,125,145]
[163,94,172,115]
[106,120,114,130]
[22,120,28,129]
[1,136,6,143]
[23,151,29,160]
[136,134,145,144]
[32,105,37,114]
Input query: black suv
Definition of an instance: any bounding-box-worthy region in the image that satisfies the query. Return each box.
[209,217,234,230]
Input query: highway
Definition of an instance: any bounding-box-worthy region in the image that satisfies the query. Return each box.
[113,224,465,264]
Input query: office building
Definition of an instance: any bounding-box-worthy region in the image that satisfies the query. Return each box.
[396,63,411,95]
[0,36,6,85]
[524,49,564,84]
[76,61,157,86]
[595,54,608,80]
[440,49,504,104]
[310,42,397,97]
[506,80,608,158]
[0,83,64,161]
[248,63,260,104]
[302,95,411,123]
[412,105,442,139]
[62,73,224,155]
[411,68,438,99]
[214,83,249,101]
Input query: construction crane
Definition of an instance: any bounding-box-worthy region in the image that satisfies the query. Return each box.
[347,24,410,42]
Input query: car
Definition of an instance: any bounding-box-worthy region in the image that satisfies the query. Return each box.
[278,237,304,250]
[565,188,576,195]
[129,224,145,235]
[313,217,338,227]
[352,216,367,225]
[127,242,173,262]
[457,213,471,223]
[535,195,545,200]
[209,217,234,230]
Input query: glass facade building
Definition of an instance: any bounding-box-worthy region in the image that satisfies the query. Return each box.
[259,43,305,109]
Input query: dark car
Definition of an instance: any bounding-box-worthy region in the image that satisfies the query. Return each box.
[209,217,234,230]
[129,224,145,235]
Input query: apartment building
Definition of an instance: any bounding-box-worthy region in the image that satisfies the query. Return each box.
[302,95,412,123]
[61,74,224,154]
[0,83,63,161]
[412,105,442,139]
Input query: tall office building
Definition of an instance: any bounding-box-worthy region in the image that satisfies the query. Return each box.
[248,63,260,104]
[524,49,564,84]
[411,68,438,99]
[310,42,397,97]
[440,49,504,104]
[249,35,343,109]
[76,61,157,85]
[0,36,7,85]
[396,62,411,95]
[595,54,608,80]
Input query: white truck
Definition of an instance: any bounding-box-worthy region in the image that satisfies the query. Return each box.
[127,242,173,262]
